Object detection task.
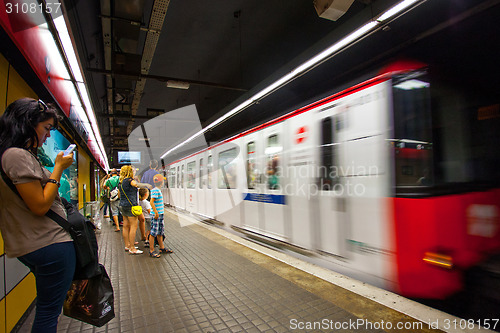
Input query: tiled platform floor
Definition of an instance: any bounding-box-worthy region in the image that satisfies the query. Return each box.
[17,208,441,333]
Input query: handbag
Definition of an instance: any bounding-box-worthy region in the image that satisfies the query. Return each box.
[109,187,119,202]
[100,188,109,203]
[1,164,99,280]
[121,180,142,216]
[63,264,115,327]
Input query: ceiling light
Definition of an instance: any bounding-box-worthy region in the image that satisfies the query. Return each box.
[166,80,190,89]
[394,79,430,90]
[376,0,420,22]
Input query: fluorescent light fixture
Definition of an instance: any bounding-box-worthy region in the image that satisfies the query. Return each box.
[53,16,84,82]
[376,0,419,22]
[160,0,423,160]
[51,12,109,170]
[394,79,430,90]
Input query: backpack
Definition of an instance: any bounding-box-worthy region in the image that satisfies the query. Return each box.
[109,187,119,201]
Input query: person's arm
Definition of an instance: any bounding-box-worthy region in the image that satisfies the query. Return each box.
[130,179,152,189]
[16,152,74,216]
[150,197,159,219]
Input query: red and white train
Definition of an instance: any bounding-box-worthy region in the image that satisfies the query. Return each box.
[163,60,500,300]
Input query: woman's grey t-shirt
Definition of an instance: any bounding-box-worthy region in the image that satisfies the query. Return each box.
[0,148,72,258]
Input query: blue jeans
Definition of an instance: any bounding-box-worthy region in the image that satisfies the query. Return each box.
[18,242,76,333]
[102,202,109,215]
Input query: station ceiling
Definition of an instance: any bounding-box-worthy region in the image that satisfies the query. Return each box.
[61,0,500,168]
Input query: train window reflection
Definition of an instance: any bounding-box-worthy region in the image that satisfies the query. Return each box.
[218,148,237,189]
[392,74,433,187]
[177,166,180,188]
[199,158,204,189]
[181,165,184,188]
[187,161,196,189]
[168,168,176,189]
[266,134,281,190]
[207,154,213,189]
[319,117,339,190]
[247,142,258,189]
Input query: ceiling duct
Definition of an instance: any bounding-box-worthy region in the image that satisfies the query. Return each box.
[313,0,355,21]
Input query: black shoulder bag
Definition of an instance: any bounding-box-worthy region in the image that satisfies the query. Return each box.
[0,166,99,280]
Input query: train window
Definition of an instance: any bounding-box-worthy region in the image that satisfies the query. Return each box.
[247,142,258,189]
[199,158,204,189]
[168,168,176,189]
[207,155,213,189]
[319,117,339,190]
[181,165,185,188]
[266,134,281,190]
[177,166,180,188]
[218,148,237,189]
[187,161,196,189]
[392,74,433,186]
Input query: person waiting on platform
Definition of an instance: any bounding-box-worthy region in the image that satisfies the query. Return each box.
[118,165,151,254]
[138,187,151,247]
[148,173,173,258]
[141,159,160,188]
[104,168,121,232]
[0,98,76,332]
[99,173,110,218]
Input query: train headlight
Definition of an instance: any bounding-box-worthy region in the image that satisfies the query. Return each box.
[423,252,453,269]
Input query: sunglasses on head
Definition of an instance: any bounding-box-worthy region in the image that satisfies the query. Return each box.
[38,99,57,131]
[38,99,48,112]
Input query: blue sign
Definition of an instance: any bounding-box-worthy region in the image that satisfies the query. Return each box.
[243,193,286,205]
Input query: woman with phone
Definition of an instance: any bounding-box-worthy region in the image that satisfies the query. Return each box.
[0,98,76,332]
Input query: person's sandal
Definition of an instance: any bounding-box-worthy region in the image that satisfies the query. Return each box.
[159,248,173,254]
[149,251,161,258]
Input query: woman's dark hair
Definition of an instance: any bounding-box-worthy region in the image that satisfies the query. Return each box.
[0,98,61,157]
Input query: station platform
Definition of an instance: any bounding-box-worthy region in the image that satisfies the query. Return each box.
[17,207,469,333]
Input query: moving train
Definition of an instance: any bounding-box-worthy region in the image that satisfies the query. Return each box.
[163,60,500,301]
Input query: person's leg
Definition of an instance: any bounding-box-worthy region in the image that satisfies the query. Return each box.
[149,218,158,253]
[121,214,131,249]
[103,202,109,217]
[138,213,146,241]
[111,201,120,231]
[18,242,76,333]
[127,216,140,253]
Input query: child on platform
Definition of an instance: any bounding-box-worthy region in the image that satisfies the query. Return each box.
[148,174,173,257]
[139,188,151,247]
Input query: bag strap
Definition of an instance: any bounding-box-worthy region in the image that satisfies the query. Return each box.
[0,162,73,232]
[120,178,133,206]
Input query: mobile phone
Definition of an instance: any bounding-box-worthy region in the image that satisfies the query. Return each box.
[63,144,77,156]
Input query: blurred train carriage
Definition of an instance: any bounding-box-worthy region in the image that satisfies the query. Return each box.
[164,60,500,303]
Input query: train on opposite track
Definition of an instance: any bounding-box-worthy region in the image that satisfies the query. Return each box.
[161,59,500,305]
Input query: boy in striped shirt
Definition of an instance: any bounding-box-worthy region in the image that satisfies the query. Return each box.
[148,174,173,257]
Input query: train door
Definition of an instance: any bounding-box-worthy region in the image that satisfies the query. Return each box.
[261,124,286,240]
[186,159,197,212]
[316,111,349,257]
[178,163,186,210]
[164,167,172,206]
[169,165,178,207]
[197,155,206,216]
[287,113,316,248]
[242,132,264,232]
[214,142,242,226]
[205,152,215,218]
